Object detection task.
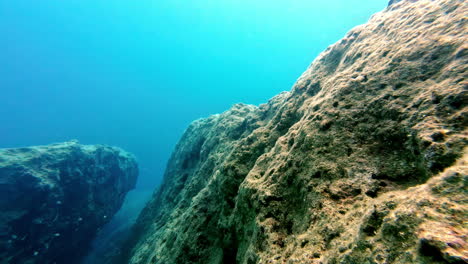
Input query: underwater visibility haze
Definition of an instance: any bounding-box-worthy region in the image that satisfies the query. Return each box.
[3,0,466,264]
[0,0,387,189]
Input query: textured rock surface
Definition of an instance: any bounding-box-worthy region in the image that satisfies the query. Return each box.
[121,0,467,263]
[0,141,138,264]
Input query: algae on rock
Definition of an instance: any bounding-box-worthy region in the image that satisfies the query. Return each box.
[121,0,467,263]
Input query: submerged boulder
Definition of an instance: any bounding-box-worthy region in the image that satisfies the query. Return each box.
[0,140,138,264]
[120,0,467,263]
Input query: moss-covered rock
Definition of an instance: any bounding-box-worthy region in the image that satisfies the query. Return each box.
[119,0,467,263]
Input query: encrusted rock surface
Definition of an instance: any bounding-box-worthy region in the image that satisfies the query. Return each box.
[121,0,467,263]
[0,141,138,264]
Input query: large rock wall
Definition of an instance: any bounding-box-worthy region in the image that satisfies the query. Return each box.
[0,141,138,264]
[122,0,467,263]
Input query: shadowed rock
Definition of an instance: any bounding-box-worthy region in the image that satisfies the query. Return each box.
[0,140,138,264]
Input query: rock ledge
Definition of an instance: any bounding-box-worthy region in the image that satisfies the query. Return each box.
[0,140,138,264]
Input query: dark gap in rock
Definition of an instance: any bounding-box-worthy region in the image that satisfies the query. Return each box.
[419,239,449,263]
[394,83,405,90]
[307,82,322,97]
[362,210,385,236]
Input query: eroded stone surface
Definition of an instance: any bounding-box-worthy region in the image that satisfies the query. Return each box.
[0,141,138,264]
[121,0,467,263]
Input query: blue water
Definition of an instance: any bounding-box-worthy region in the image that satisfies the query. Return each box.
[1,1,389,263]
[0,0,387,190]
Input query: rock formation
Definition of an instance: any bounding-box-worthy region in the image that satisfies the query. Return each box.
[0,140,138,264]
[121,0,467,263]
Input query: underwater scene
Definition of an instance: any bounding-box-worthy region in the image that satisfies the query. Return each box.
[1,0,466,263]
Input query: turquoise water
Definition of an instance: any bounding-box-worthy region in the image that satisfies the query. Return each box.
[1,1,391,263]
[0,0,387,190]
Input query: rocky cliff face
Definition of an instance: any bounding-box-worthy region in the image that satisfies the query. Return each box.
[122,0,467,263]
[0,141,138,264]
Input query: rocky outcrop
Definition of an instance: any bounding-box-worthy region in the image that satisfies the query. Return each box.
[121,0,467,263]
[0,141,138,264]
